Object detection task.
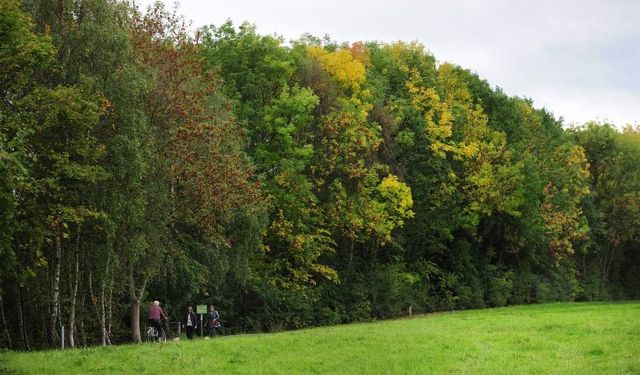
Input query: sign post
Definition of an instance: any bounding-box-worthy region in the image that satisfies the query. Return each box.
[196,304,207,337]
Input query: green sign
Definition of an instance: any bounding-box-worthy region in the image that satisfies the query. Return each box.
[196,305,207,314]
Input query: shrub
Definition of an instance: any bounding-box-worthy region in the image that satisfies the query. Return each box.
[487,270,514,307]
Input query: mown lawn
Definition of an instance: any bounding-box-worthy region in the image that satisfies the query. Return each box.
[1,302,639,374]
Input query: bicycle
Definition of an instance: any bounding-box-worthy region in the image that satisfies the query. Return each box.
[205,318,222,338]
[146,323,167,343]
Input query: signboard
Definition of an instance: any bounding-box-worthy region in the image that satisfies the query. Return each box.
[196,304,207,314]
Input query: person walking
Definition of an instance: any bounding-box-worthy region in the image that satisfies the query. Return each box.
[184,306,197,340]
[205,305,221,338]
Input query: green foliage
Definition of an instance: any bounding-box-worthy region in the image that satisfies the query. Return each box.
[487,267,514,307]
[0,2,638,350]
[0,0,56,280]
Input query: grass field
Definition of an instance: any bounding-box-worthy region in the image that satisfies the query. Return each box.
[1,302,638,374]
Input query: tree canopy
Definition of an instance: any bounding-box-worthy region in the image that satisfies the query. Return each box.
[0,0,638,349]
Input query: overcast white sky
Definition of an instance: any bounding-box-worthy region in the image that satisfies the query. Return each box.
[135,0,639,127]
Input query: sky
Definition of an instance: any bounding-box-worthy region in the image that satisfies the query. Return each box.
[135,0,640,127]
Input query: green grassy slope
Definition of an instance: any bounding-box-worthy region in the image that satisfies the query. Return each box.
[2,302,639,374]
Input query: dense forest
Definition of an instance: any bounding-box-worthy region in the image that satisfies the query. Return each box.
[1,0,638,350]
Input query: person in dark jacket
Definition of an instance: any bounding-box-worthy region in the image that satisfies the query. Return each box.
[184,306,197,340]
[205,305,221,337]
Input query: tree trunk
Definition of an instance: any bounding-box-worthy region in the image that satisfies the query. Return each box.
[40,303,48,347]
[128,263,148,343]
[348,239,355,268]
[163,256,168,309]
[69,233,80,348]
[88,271,107,346]
[99,277,111,346]
[100,285,107,346]
[599,245,613,287]
[101,255,113,345]
[79,291,86,347]
[605,247,616,286]
[80,318,85,347]
[130,298,142,343]
[50,233,63,347]
[17,286,29,351]
[0,293,12,349]
[107,276,114,344]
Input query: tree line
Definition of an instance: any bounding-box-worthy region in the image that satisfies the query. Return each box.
[0,0,638,350]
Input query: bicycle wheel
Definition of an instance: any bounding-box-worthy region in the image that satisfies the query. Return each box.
[159,329,167,343]
[146,327,156,343]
